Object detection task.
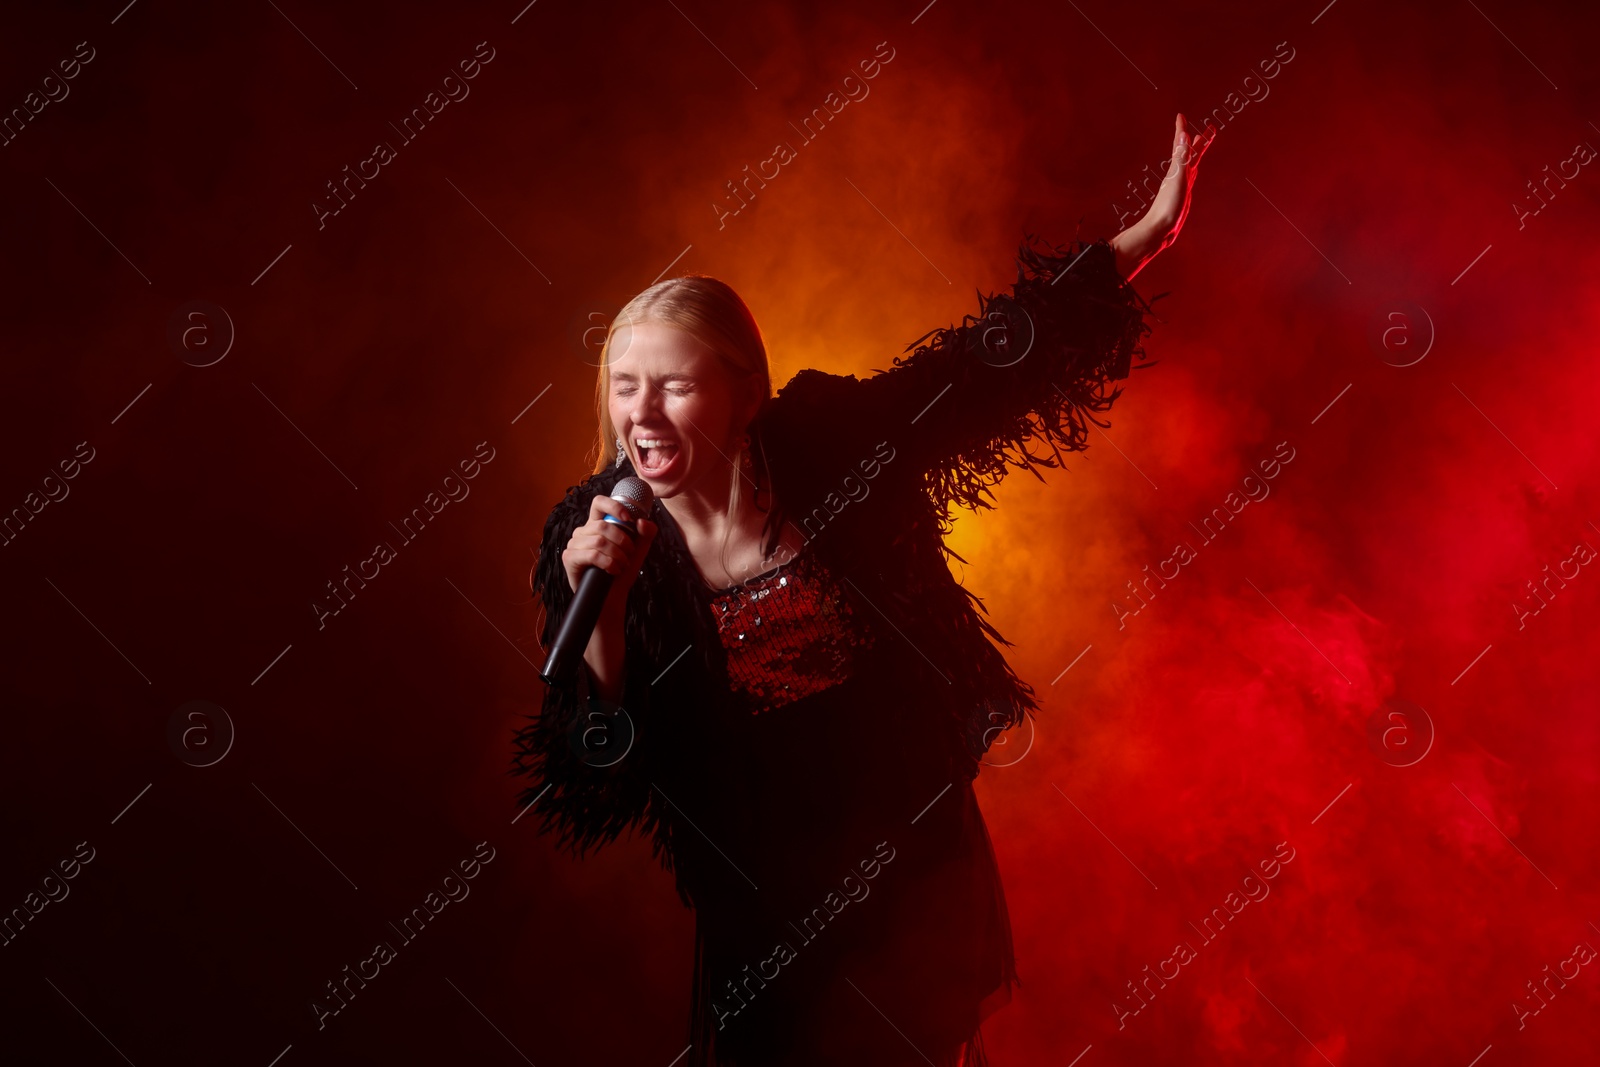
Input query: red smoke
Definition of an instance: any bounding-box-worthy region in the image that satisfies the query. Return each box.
[3,1,1598,1064]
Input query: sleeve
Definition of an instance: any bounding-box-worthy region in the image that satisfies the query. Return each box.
[507,490,658,860]
[852,233,1161,528]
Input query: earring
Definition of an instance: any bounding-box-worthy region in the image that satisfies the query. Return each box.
[738,432,753,470]
[616,437,627,465]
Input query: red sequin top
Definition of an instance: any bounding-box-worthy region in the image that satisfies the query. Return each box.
[708,544,878,714]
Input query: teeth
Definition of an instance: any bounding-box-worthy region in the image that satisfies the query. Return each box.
[637,438,677,448]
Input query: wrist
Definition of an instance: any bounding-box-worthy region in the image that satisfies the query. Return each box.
[1130,214,1168,250]
[589,603,628,657]
[599,595,628,628]
[1110,221,1152,279]
[1112,216,1173,279]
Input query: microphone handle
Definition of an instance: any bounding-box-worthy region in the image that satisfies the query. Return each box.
[538,513,638,687]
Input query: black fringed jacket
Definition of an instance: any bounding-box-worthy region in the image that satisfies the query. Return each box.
[510,235,1157,903]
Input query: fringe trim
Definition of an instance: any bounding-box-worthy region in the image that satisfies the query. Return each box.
[688,916,715,1067]
[507,456,732,897]
[884,231,1160,533]
[957,1023,992,1067]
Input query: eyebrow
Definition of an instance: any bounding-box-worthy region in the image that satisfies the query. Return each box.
[611,371,696,383]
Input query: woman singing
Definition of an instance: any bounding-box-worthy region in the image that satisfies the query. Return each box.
[512,113,1213,1066]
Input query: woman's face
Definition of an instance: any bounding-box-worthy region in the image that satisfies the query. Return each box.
[607,321,751,497]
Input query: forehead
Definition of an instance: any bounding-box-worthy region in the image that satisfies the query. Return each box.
[607,322,717,380]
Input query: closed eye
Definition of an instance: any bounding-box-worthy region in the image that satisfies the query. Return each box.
[614,384,694,398]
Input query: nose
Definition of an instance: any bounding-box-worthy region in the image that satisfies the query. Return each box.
[625,383,668,431]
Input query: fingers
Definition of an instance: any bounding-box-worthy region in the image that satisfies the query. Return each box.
[589,493,634,523]
[587,493,649,544]
[562,544,619,593]
[563,532,633,585]
[1187,117,1216,162]
[562,509,659,592]
[568,544,624,575]
[564,509,628,590]
[1171,113,1215,168]
[578,519,635,557]
[1170,123,1195,170]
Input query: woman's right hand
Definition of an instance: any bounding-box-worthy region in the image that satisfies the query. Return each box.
[560,493,659,608]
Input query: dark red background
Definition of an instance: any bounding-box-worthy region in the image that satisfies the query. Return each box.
[4,0,1598,1064]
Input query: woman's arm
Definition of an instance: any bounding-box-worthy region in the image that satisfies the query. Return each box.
[582,601,627,704]
[832,234,1151,529]
[1109,113,1214,280]
[509,484,653,858]
[774,112,1214,530]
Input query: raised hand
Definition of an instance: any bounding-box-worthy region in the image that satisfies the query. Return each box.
[1109,113,1216,280]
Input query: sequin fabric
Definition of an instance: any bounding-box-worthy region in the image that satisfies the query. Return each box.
[709,545,877,715]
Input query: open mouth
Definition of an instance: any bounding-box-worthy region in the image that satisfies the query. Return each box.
[635,437,681,477]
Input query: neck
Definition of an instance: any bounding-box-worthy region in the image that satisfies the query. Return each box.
[659,462,756,547]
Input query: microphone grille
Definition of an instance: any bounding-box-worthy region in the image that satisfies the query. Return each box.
[611,476,655,518]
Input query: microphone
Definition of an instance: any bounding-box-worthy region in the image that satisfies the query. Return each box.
[539,476,655,687]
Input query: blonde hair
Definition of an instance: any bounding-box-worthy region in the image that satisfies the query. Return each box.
[589,275,774,571]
